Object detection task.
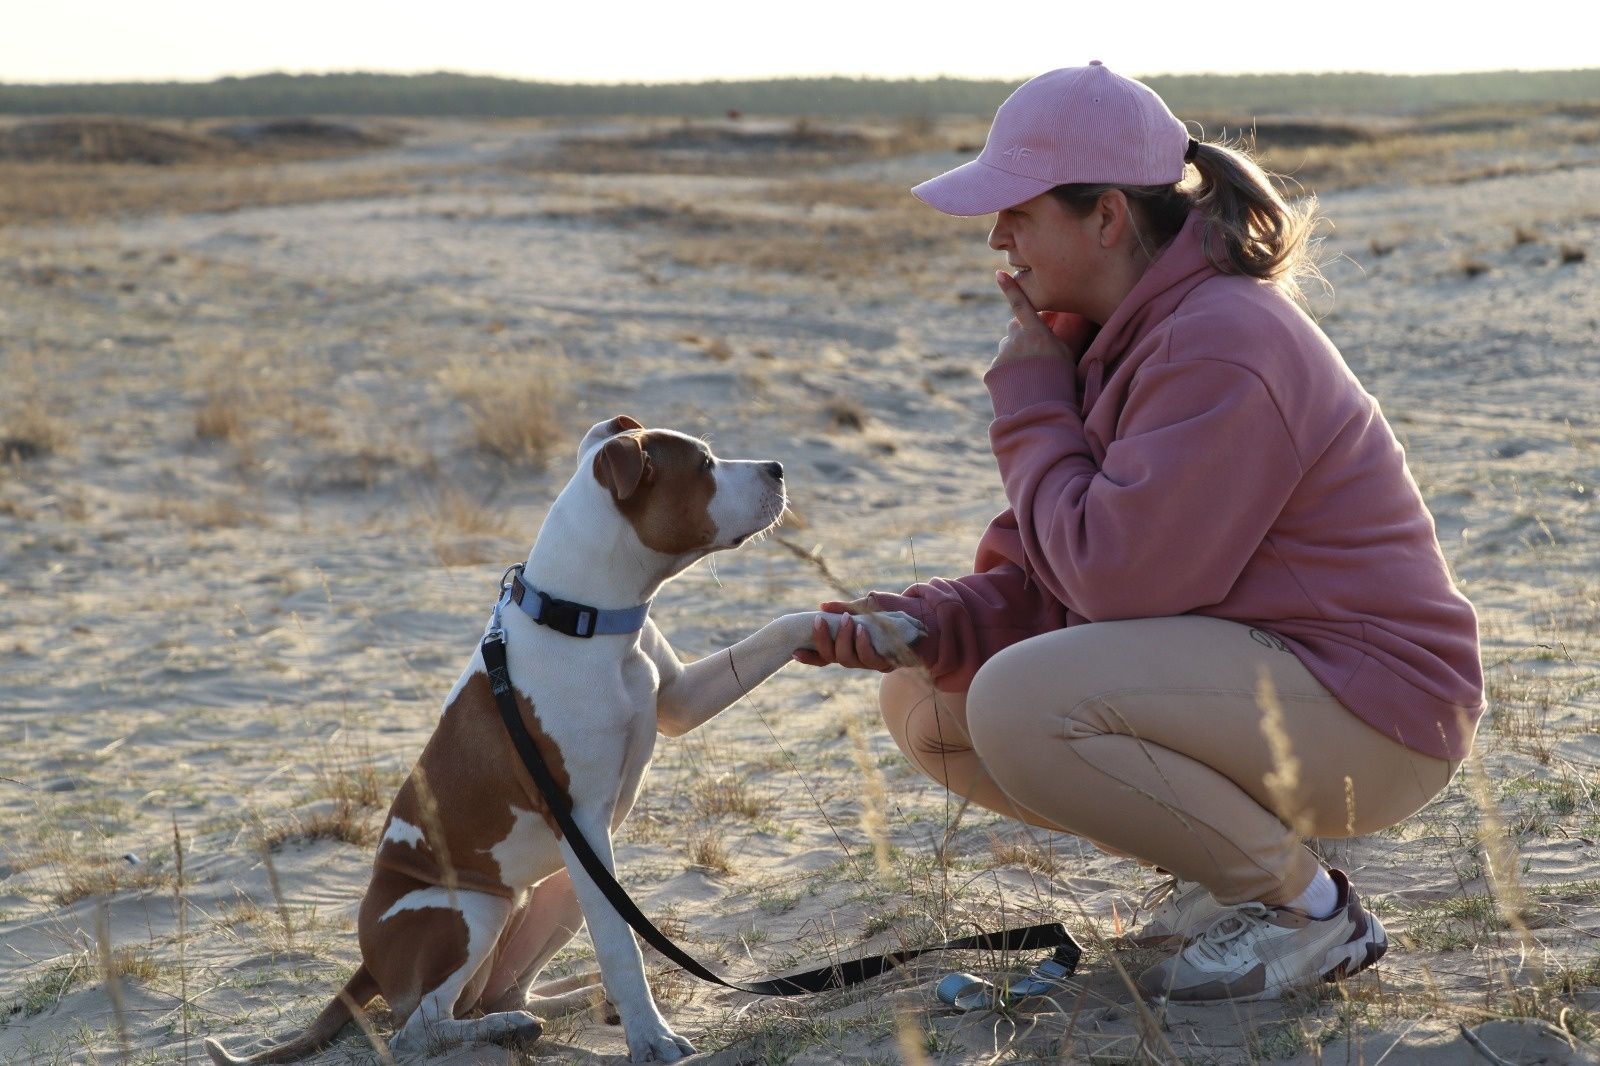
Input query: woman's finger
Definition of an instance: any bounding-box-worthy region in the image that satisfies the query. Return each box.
[832,615,864,667]
[853,622,891,672]
[805,615,839,665]
[819,597,870,614]
[995,270,1054,334]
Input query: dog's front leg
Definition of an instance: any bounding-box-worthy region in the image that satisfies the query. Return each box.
[561,803,695,1062]
[652,610,923,737]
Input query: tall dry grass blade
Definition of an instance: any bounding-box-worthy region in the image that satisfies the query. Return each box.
[773,535,855,600]
[94,898,131,1061]
[1256,667,1315,837]
[174,815,190,1064]
[408,766,460,911]
[893,1010,933,1065]
[1464,750,1541,981]
[339,986,398,1066]
[845,714,892,881]
[259,843,294,954]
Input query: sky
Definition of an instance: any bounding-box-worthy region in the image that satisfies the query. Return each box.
[4,0,1594,85]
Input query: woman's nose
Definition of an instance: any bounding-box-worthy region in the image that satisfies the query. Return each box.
[987,217,1010,251]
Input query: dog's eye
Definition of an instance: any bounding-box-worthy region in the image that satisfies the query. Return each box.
[701,455,715,472]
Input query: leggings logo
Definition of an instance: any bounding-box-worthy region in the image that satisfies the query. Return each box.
[1249,628,1290,653]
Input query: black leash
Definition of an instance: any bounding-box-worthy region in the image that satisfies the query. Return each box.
[480,632,1079,996]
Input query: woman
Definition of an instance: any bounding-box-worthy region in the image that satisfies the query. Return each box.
[794,62,1483,1003]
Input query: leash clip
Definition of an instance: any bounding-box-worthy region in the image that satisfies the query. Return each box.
[486,567,520,647]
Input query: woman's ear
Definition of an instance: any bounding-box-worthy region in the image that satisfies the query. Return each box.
[1096,189,1131,249]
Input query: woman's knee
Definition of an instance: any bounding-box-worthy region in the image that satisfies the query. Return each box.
[965,647,1079,774]
[879,670,966,763]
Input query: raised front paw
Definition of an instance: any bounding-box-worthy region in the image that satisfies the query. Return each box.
[824,608,924,662]
[625,1019,696,1062]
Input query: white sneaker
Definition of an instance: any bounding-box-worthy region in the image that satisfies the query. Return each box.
[1135,869,1387,1003]
[1132,876,1227,947]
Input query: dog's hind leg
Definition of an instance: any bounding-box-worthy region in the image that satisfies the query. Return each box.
[380,889,541,1055]
[479,869,588,1013]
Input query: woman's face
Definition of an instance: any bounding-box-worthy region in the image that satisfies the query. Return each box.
[987,192,1115,321]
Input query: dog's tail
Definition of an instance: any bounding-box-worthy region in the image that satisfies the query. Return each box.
[203,965,378,1065]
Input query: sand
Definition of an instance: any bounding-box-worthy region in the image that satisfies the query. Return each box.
[1,115,1597,1064]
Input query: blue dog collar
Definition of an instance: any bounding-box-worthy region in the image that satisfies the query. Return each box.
[501,567,650,639]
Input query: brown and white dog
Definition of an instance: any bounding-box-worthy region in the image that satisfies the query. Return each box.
[204,416,923,1064]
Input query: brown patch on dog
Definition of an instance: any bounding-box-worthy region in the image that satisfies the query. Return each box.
[357,866,473,1020]
[375,671,572,899]
[601,431,720,555]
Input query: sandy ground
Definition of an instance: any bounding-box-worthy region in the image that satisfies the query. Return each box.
[2,116,1598,1064]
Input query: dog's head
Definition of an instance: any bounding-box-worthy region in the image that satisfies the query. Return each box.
[578,416,785,563]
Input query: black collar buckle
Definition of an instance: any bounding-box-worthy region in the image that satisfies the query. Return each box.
[535,590,598,638]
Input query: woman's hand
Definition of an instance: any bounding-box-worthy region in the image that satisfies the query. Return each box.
[792,598,918,673]
[992,270,1093,371]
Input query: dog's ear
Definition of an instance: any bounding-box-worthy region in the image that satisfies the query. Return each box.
[609,414,644,434]
[594,434,649,501]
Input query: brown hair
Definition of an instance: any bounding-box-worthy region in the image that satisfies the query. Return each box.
[1049,138,1326,303]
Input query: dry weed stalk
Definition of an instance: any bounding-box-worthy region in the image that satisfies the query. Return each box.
[260,843,294,953]
[844,714,892,882]
[174,815,191,1063]
[893,1010,934,1065]
[1256,668,1314,837]
[94,899,131,1060]
[407,766,460,910]
[1463,751,1541,979]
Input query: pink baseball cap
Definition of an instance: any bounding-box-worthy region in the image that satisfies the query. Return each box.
[913,61,1191,216]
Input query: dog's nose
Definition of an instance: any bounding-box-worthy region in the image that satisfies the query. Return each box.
[764,462,783,482]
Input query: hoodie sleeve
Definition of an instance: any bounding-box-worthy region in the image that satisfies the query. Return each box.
[987,351,1304,622]
[867,508,1069,692]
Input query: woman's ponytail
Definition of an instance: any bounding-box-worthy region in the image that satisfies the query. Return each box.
[1186,139,1325,302]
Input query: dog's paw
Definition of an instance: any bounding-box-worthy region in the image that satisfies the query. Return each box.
[625,1019,696,1062]
[854,609,926,662]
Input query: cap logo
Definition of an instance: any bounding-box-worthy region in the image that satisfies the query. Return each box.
[1000,145,1034,161]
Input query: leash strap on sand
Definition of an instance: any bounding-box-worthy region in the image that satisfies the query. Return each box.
[481,633,1079,996]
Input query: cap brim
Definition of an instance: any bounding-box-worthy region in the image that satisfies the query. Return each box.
[911,158,1056,216]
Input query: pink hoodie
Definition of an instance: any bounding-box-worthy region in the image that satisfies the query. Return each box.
[872,211,1484,762]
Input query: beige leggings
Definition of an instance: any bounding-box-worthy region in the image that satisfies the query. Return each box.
[881,616,1456,906]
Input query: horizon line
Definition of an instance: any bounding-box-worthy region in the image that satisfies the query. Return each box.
[7,65,1600,89]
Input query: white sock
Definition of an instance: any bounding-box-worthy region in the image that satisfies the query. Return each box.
[1282,867,1339,919]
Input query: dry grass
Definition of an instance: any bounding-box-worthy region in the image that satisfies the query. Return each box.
[133,491,265,529]
[257,797,381,852]
[440,352,570,465]
[1,404,69,462]
[417,480,519,566]
[514,116,957,178]
[0,160,425,227]
[1221,106,1600,192]
[685,830,734,875]
[688,773,767,820]
[194,382,250,444]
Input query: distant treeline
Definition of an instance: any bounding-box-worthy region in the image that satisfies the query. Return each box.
[3,69,1599,118]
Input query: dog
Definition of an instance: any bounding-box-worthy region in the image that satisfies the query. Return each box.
[204,416,924,1064]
